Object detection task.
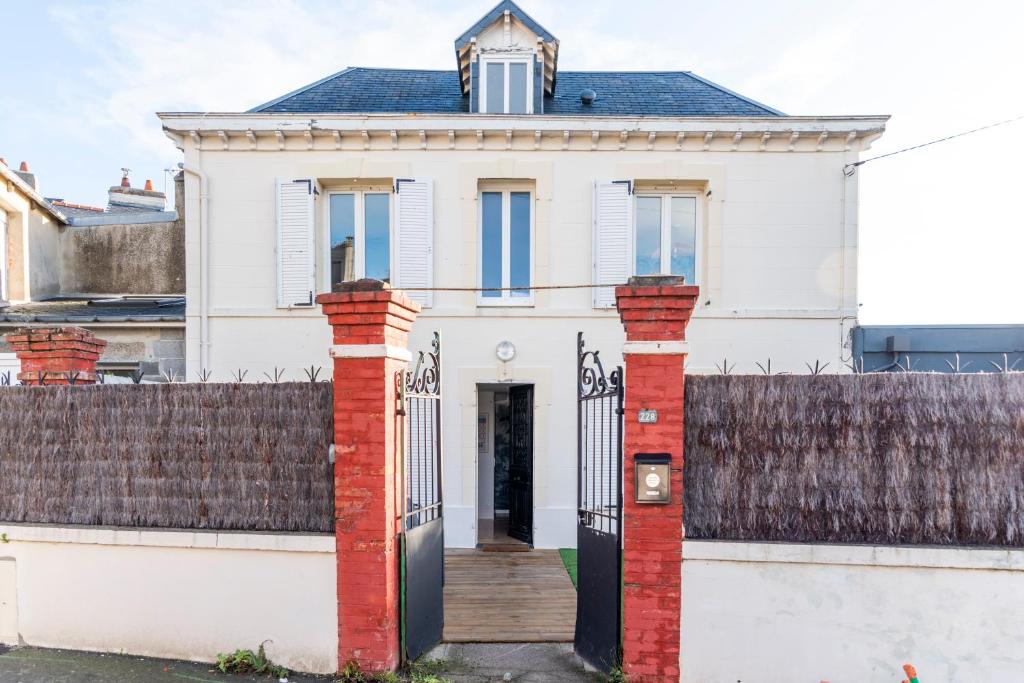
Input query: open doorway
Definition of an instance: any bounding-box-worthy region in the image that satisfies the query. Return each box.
[477,383,533,549]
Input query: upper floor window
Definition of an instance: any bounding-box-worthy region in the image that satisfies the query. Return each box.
[329,191,391,284]
[479,187,533,304]
[481,57,532,114]
[634,194,699,284]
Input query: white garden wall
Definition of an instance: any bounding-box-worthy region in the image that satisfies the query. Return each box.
[0,524,338,674]
[681,541,1024,683]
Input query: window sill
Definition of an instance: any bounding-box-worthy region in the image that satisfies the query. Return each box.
[476,298,535,308]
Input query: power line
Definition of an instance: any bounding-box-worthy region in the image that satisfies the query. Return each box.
[397,282,626,292]
[844,113,1024,176]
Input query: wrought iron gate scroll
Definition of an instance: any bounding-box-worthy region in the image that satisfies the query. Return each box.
[399,331,443,663]
[574,331,624,674]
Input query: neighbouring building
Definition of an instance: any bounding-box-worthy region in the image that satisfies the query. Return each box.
[851,324,1024,373]
[159,0,887,548]
[0,161,186,382]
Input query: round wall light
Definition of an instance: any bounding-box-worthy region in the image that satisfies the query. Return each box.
[495,340,517,362]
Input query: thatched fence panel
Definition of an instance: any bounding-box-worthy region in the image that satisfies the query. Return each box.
[684,374,1024,546]
[0,383,334,532]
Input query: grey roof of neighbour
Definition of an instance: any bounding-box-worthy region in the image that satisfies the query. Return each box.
[0,297,185,324]
[250,67,784,116]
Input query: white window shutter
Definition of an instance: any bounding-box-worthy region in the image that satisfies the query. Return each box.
[394,178,434,307]
[593,180,632,308]
[276,178,316,309]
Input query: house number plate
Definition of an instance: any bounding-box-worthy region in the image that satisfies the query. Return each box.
[638,409,658,424]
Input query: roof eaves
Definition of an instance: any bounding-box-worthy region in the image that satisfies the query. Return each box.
[0,164,68,224]
[682,71,786,116]
[248,66,357,113]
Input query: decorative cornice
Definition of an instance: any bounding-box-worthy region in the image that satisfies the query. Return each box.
[160,114,888,154]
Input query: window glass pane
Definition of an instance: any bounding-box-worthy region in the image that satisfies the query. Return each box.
[364,193,390,282]
[509,192,530,296]
[330,194,355,284]
[481,192,503,297]
[486,62,505,113]
[508,62,527,114]
[670,197,697,283]
[635,196,662,276]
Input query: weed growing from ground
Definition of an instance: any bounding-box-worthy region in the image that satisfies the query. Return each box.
[215,641,288,678]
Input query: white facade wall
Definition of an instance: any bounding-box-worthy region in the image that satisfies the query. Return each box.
[169,119,880,548]
[681,541,1024,683]
[0,524,338,674]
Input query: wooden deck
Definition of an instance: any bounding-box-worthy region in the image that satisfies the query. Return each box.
[443,549,577,643]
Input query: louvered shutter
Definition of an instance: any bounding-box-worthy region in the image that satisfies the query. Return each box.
[593,180,633,308]
[276,178,316,308]
[394,178,434,307]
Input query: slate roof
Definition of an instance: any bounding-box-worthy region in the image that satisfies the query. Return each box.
[250,68,783,117]
[0,297,186,324]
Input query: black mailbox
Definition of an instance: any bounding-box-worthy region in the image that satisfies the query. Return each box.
[634,453,671,504]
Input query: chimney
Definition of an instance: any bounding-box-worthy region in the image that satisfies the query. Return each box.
[15,161,37,190]
[108,168,166,212]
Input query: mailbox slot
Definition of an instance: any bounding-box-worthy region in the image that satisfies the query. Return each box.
[634,453,671,504]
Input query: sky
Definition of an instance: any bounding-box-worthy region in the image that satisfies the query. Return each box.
[1,0,1022,324]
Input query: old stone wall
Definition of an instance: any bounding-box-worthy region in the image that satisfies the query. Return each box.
[59,219,184,294]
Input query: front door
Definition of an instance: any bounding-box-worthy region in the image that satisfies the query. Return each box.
[507,385,533,544]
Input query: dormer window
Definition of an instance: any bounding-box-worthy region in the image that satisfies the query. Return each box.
[481,56,532,114]
[455,2,558,115]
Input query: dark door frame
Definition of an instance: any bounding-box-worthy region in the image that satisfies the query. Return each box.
[507,384,534,545]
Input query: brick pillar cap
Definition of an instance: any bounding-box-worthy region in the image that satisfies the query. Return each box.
[316,278,421,313]
[615,276,700,342]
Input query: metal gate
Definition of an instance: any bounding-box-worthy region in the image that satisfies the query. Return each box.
[574,331,624,673]
[399,332,444,663]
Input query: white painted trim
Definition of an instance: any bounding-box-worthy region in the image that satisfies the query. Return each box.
[476,186,535,306]
[683,540,1024,572]
[330,344,412,361]
[623,340,689,355]
[159,113,890,134]
[479,53,534,115]
[632,192,702,289]
[0,523,334,553]
[323,189,394,291]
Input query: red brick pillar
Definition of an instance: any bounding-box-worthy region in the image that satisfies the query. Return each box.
[615,276,699,683]
[317,280,420,674]
[3,326,107,385]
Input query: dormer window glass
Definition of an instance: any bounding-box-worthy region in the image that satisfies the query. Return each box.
[480,57,532,114]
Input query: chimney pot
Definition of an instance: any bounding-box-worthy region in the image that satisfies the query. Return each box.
[121,176,130,188]
[19,161,30,172]
[144,179,154,191]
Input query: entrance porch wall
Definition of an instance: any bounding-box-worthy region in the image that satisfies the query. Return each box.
[616,279,700,683]
[317,282,420,674]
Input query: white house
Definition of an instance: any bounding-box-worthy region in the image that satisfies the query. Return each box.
[159,0,887,549]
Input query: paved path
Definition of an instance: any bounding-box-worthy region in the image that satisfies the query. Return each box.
[0,643,601,682]
[0,646,328,682]
[428,643,603,683]
[443,550,577,643]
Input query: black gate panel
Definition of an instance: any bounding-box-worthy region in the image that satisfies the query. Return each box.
[577,524,621,672]
[508,385,534,544]
[400,332,444,663]
[403,515,444,661]
[574,331,623,674]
